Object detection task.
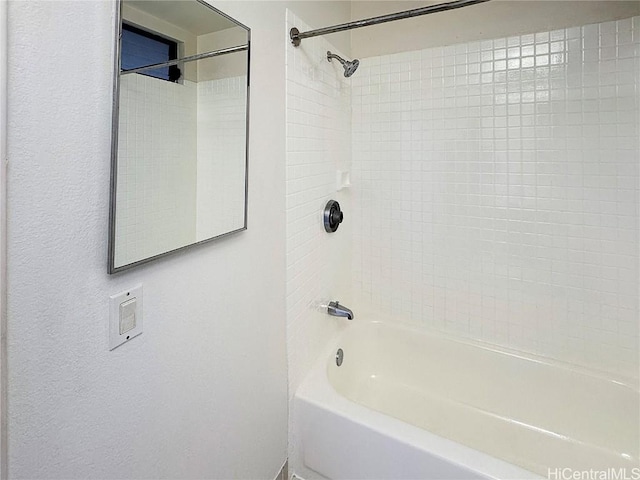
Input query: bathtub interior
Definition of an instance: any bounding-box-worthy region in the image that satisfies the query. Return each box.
[326,321,640,477]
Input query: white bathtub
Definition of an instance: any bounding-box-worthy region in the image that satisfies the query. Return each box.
[294,321,639,479]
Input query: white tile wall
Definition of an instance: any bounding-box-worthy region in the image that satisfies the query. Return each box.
[196,75,247,240]
[285,10,353,478]
[351,17,640,379]
[116,74,197,267]
[286,12,353,397]
[116,72,247,267]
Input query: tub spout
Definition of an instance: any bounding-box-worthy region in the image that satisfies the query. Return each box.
[327,301,354,320]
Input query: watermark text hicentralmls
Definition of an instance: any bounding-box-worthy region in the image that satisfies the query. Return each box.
[548,468,640,480]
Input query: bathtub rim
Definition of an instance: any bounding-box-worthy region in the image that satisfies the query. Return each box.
[345,319,639,391]
[295,320,545,480]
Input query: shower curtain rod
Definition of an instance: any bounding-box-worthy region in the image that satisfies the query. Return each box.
[290,0,490,47]
[120,44,248,76]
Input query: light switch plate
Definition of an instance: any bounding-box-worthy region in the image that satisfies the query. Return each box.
[109,285,143,350]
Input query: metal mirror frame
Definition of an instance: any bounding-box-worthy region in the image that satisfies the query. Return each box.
[108,0,250,274]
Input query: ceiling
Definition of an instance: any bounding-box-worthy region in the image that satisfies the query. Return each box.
[125,0,243,36]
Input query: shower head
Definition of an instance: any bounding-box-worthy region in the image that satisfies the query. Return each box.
[327,51,360,78]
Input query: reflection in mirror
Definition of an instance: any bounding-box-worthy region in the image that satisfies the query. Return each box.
[109,0,249,273]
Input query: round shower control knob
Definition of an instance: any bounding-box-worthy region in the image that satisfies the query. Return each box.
[324,200,344,233]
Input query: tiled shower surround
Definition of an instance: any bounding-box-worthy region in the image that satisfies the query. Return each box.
[286,13,352,397]
[196,75,247,240]
[285,11,352,475]
[351,17,640,378]
[116,75,197,266]
[116,74,246,266]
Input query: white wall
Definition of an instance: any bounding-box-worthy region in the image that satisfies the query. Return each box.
[4,0,351,477]
[285,10,353,479]
[351,16,640,379]
[4,1,299,478]
[0,0,7,476]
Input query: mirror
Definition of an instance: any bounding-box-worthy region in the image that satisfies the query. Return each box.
[109,0,250,273]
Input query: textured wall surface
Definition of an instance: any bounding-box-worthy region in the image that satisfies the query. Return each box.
[0,1,7,475]
[285,11,353,479]
[351,16,640,379]
[6,1,288,478]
